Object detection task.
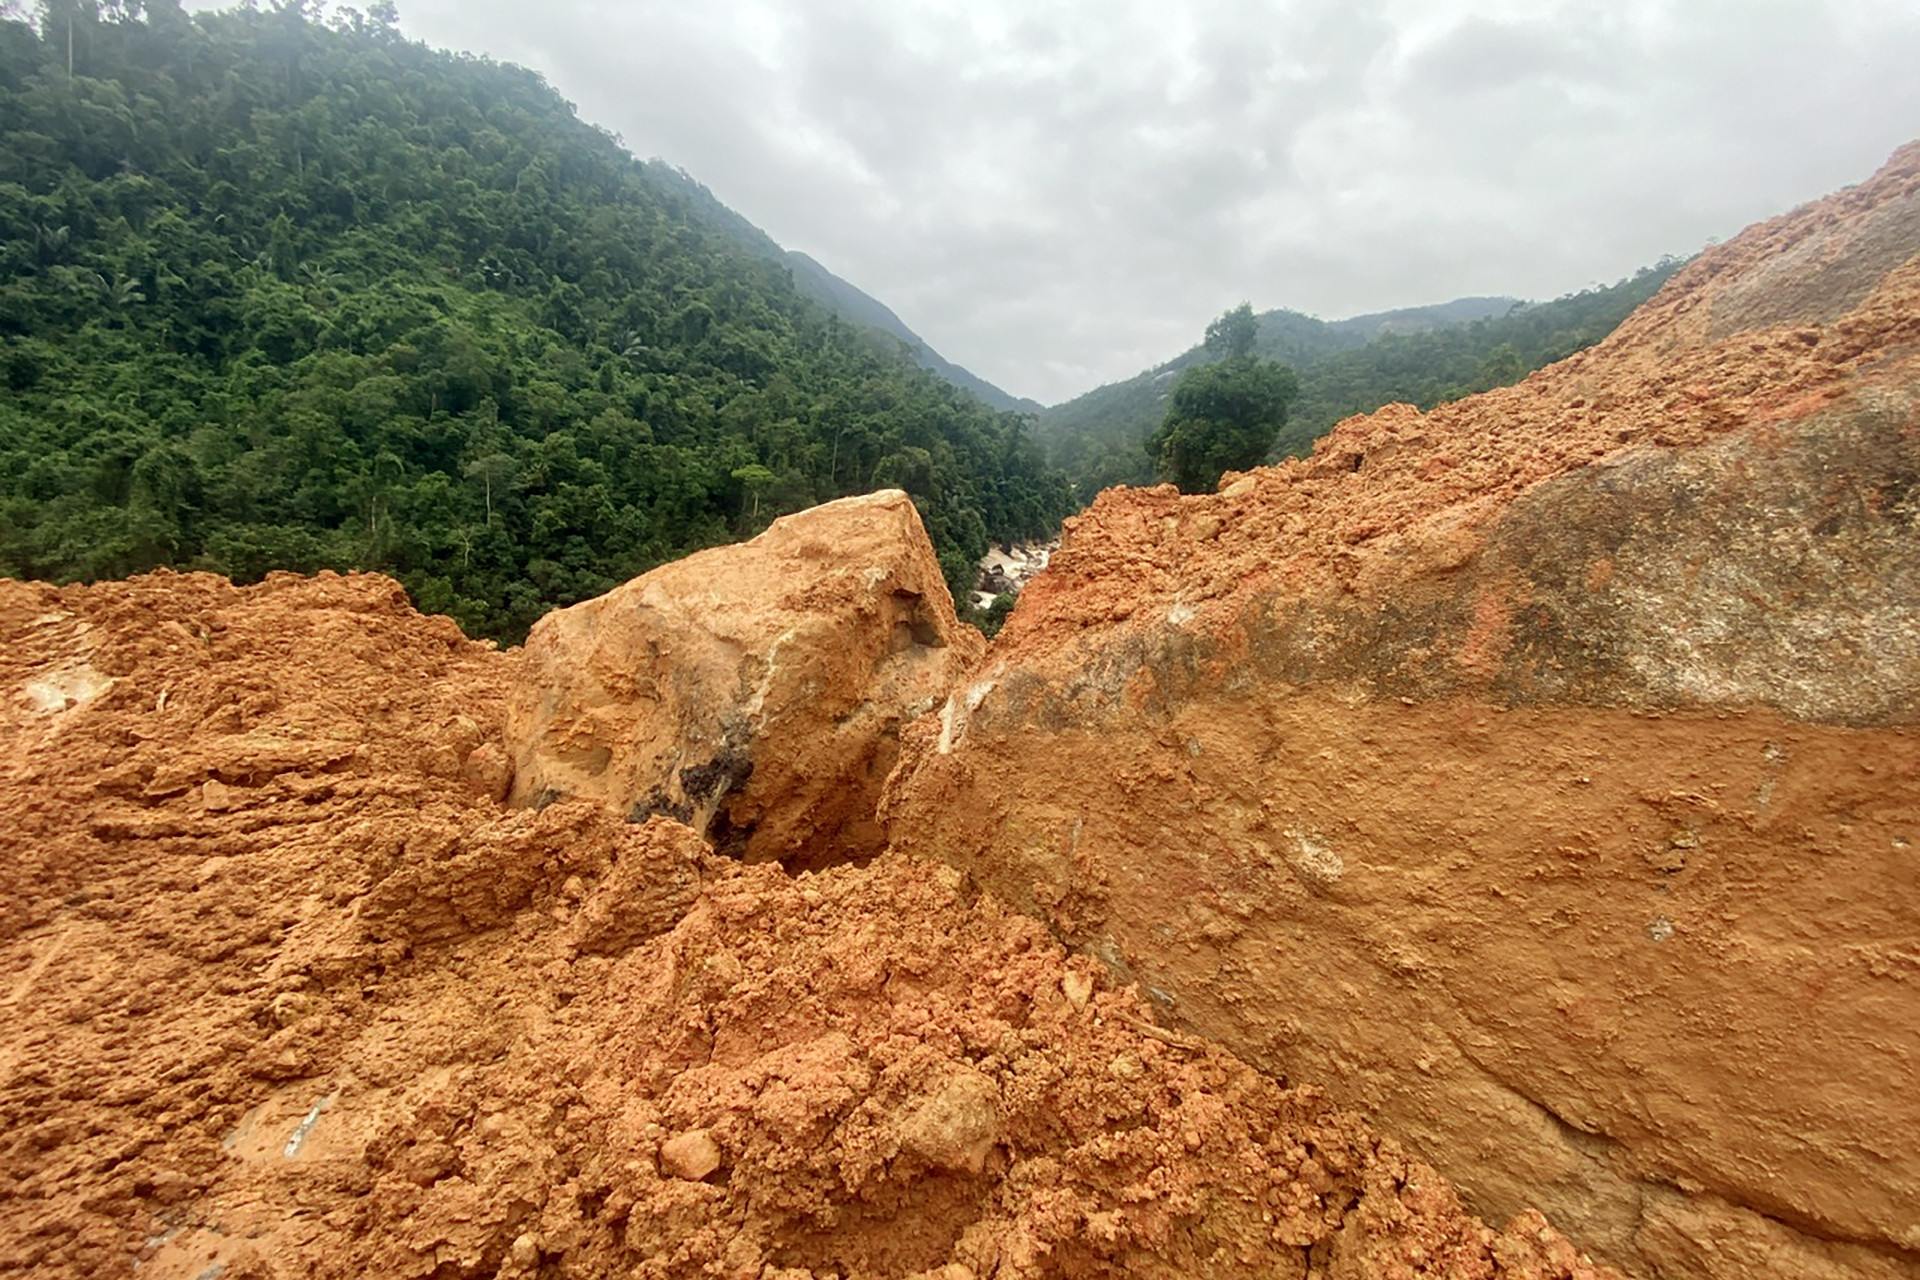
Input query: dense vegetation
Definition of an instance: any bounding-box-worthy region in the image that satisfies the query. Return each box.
[1146,304,1300,494]
[0,1,1074,641]
[1040,263,1685,497]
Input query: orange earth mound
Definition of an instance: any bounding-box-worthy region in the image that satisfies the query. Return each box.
[0,570,1610,1279]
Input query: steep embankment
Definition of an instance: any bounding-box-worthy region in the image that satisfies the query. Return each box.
[885,145,1920,1280]
[1,558,1611,1276]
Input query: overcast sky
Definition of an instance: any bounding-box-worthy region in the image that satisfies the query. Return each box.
[251,1,1920,403]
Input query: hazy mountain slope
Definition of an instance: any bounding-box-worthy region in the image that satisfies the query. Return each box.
[1037,268,1682,497]
[644,166,1038,413]
[1330,294,1517,337]
[785,252,1043,413]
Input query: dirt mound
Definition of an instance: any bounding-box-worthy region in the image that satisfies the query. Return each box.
[883,146,1920,1279]
[0,570,1608,1278]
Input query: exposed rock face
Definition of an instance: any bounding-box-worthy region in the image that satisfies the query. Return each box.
[883,145,1920,1278]
[506,490,983,866]
[971,540,1058,612]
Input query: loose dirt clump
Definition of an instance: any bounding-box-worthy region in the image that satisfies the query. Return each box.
[0,569,1611,1278]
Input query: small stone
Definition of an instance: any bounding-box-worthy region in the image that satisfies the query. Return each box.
[202,778,239,811]
[898,1068,1000,1175]
[462,742,511,802]
[1062,970,1094,1011]
[659,1129,723,1181]
[1644,845,1687,874]
[1108,1054,1145,1082]
[268,991,316,1028]
[509,1232,541,1268]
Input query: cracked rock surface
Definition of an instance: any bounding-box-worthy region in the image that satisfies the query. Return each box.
[505,490,982,869]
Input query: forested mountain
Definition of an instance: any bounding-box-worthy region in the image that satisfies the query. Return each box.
[643,165,1039,413]
[1038,266,1684,497]
[0,2,1073,642]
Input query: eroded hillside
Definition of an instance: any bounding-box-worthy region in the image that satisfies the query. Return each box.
[884,145,1920,1279]
[4,140,1915,1280]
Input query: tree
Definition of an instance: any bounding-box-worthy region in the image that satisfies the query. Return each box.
[1204,301,1258,361]
[730,463,775,520]
[463,453,516,526]
[1147,307,1299,494]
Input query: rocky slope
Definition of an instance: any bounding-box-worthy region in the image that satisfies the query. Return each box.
[0,559,1607,1277]
[883,144,1920,1279]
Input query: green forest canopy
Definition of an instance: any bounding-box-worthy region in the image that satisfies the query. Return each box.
[0,1,1075,642]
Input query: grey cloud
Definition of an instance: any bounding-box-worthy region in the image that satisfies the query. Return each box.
[1400,16,1611,98]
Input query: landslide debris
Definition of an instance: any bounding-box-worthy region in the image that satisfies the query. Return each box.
[996,142,1920,653]
[882,144,1920,1280]
[25,139,1913,1280]
[0,569,1611,1279]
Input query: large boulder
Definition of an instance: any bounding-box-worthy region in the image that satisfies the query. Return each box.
[507,490,982,866]
[882,144,1920,1278]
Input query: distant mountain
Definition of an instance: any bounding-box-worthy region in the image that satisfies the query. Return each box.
[1330,296,1518,338]
[645,168,1038,414]
[1035,271,1682,498]
[784,252,1043,414]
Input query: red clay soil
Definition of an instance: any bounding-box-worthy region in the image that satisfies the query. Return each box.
[0,570,1613,1279]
